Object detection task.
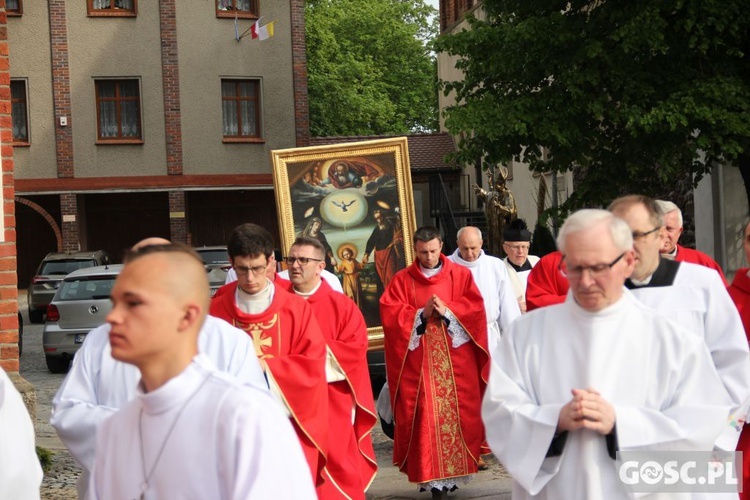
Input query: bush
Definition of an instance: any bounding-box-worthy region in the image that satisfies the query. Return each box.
[36,446,53,473]
[530,221,556,257]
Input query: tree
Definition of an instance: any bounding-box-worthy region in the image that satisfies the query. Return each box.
[434,0,750,216]
[306,0,439,136]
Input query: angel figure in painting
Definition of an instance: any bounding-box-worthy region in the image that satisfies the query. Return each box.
[335,244,364,306]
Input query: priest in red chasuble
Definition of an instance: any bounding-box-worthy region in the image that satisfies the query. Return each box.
[380,226,489,499]
[210,224,329,486]
[284,236,377,499]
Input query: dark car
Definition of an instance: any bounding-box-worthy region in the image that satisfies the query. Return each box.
[27,250,112,323]
[194,246,231,297]
[42,264,122,373]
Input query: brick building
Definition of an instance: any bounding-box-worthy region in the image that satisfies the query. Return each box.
[0,2,25,389]
[8,1,310,286]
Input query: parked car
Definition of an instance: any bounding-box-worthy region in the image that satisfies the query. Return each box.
[42,264,122,373]
[28,250,112,324]
[194,246,231,296]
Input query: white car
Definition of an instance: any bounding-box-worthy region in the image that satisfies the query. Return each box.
[42,264,122,373]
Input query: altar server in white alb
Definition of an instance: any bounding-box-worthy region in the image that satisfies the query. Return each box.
[609,195,750,451]
[449,226,521,351]
[89,244,314,499]
[51,238,268,500]
[0,366,42,500]
[482,209,733,500]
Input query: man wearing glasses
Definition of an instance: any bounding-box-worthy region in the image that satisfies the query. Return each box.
[502,218,539,313]
[283,236,378,499]
[609,195,750,455]
[482,209,732,499]
[210,223,329,488]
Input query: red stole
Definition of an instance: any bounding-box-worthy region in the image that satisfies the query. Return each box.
[209,281,329,485]
[380,255,489,483]
[287,280,378,499]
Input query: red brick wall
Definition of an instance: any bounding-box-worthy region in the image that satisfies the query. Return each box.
[290,0,310,147]
[0,2,21,372]
[49,0,74,178]
[60,193,80,252]
[159,0,183,175]
[168,190,187,244]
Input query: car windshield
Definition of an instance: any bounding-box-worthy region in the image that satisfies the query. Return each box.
[40,259,97,275]
[58,277,116,301]
[197,250,229,265]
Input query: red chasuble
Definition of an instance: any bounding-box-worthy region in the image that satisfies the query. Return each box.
[379,255,489,484]
[729,268,750,500]
[286,280,378,499]
[210,281,329,485]
[675,244,728,285]
[526,251,569,311]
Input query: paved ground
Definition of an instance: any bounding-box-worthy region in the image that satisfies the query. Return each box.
[19,293,513,499]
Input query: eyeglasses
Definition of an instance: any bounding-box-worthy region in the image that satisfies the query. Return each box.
[632,227,661,240]
[558,252,625,278]
[284,257,323,266]
[504,243,530,251]
[234,264,268,276]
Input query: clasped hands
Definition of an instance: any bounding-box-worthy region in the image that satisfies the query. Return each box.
[557,388,615,435]
[423,294,447,319]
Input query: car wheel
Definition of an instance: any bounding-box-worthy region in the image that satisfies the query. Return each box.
[45,355,70,374]
[28,308,44,324]
[17,312,23,356]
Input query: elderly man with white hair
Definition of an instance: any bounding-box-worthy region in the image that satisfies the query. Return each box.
[482,209,733,500]
[449,226,521,352]
[655,199,727,283]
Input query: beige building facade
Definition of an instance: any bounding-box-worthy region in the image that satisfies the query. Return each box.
[9,0,308,284]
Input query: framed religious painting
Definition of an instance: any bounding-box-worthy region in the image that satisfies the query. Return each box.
[271,137,416,349]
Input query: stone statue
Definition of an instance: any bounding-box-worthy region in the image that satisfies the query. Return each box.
[473,167,518,256]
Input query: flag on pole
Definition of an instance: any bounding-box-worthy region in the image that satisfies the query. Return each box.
[250,17,263,40]
[257,21,275,41]
[234,11,240,41]
[250,17,275,41]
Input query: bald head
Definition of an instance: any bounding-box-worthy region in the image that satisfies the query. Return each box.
[107,244,209,376]
[131,237,171,251]
[456,226,483,262]
[125,244,210,311]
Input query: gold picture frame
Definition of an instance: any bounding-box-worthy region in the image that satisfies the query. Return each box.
[271,137,416,350]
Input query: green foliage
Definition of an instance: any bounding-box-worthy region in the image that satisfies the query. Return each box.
[306,0,439,136]
[37,446,53,473]
[434,0,750,214]
[530,220,557,257]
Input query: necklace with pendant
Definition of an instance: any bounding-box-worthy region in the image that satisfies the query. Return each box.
[137,376,210,499]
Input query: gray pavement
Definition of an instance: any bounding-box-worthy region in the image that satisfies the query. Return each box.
[18,292,513,499]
